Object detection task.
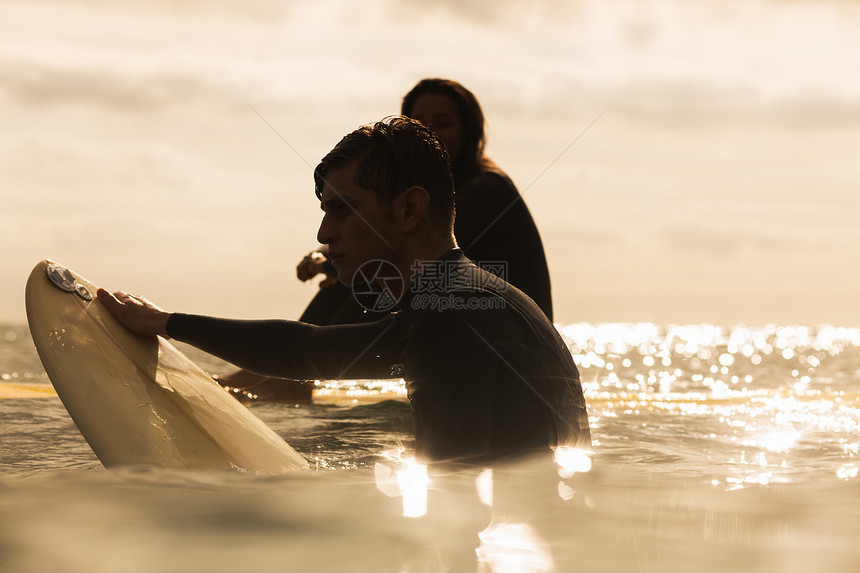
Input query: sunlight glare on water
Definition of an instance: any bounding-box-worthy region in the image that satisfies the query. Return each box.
[554,446,593,479]
[315,378,407,406]
[374,447,429,518]
[476,522,554,573]
[562,322,860,486]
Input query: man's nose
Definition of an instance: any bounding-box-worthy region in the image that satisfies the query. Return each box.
[317,213,336,245]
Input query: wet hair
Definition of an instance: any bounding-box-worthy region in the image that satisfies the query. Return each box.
[314,116,455,232]
[401,78,488,183]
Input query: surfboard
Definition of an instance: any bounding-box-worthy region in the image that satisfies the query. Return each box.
[25,260,309,474]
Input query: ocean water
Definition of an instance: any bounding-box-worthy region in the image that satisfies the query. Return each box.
[2,321,860,572]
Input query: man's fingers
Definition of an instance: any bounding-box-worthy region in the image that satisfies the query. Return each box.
[96,288,122,309]
[95,288,170,337]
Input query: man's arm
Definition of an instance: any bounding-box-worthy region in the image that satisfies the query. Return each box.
[213,245,337,391]
[96,289,397,381]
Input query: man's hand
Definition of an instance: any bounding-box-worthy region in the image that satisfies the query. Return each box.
[96,289,171,337]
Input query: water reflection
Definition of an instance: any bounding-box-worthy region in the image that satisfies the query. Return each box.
[5,320,860,572]
[476,522,553,573]
[554,446,593,479]
[396,458,429,518]
[374,447,429,518]
[369,446,596,571]
[564,323,860,486]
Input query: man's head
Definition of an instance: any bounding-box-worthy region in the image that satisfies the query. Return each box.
[314,116,455,232]
[314,117,456,285]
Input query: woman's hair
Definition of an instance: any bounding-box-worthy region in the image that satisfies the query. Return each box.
[401,78,491,183]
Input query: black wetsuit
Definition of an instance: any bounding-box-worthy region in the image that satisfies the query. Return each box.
[167,250,589,465]
[298,167,554,327]
[454,167,553,320]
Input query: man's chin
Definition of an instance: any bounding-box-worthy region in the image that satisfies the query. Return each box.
[330,265,353,286]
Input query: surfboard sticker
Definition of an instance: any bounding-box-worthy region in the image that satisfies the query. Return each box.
[25,260,309,474]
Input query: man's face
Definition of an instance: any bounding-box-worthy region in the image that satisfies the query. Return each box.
[316,161,398,284]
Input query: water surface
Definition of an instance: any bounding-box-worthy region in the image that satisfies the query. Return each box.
[2,322,859,572]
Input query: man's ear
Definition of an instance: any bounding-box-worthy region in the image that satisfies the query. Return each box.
[398,186,431,232]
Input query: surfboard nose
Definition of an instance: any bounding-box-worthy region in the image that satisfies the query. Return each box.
[44,262,94,301]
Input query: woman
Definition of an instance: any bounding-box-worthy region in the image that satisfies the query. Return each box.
[401,78,553,319]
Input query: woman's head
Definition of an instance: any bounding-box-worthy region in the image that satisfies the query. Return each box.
[401,78,486,180]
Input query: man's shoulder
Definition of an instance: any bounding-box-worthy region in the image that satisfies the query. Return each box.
[405,295,524,348]
[404,251,543,341]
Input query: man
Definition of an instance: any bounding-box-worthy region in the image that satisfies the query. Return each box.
[98,117,590,465]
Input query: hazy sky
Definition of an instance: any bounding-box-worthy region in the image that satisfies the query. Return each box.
[3,0,859,326]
